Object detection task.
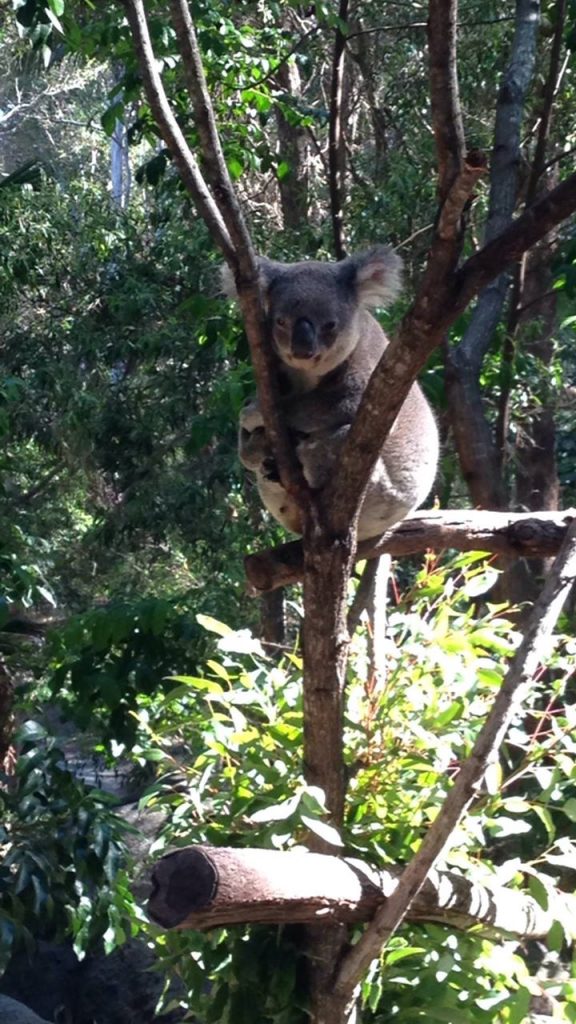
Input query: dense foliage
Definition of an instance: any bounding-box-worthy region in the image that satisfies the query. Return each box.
[1,0,576,1021]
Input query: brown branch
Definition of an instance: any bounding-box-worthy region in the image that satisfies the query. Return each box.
[325,168,576,538]
[121,0,233,262]
[334,517,576,1001]
[428,0,465,201]
[123,0,307,509]
[328,0,349,258]
[453,170,576,311]
[168,0,251,255]
[244,509,575,593]
[148,845,576,940]
[437,149,487,240]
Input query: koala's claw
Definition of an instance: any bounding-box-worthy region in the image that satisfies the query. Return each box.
[262,456,280,482]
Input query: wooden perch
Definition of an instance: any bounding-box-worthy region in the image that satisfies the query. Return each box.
[148,845,576,941]
[244,509,575,593]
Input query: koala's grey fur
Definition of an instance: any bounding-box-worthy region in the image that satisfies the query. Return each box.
[224,246,439,541]
[0,995,53,1024]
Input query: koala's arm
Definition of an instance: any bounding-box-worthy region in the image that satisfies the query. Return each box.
[282,322,383,435]
[238,400,270,471]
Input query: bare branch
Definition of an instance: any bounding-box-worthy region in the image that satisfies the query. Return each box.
[244,509,575,594]
[428,0,465,200]
[121,0,234,261]
[525,0,567,206]
[168,0,251,255]
[123,0,308,510]
[454,170,576,309]
[148,845,576,940]
[437,149,487,240]
[328,0,350,258]
[334,517,576,1001]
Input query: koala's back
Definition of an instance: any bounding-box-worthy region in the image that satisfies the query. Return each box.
[359,383,438,538]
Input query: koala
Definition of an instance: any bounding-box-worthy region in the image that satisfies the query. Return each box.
[223,246,439,541]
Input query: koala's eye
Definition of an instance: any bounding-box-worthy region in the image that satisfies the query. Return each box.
[324,320,337,332]
[275,316,288,328]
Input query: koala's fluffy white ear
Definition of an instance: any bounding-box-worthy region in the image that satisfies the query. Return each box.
[219,263,238,299]
[351,246,403,308]
[219,257,283,302]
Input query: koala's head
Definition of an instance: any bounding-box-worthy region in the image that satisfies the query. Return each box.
[221,246,402,373]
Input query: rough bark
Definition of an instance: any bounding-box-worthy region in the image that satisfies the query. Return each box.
[244,510,575,594]
[259,588,286,651]
[428,0,465,201]
[328,0,350,258]
[445,0,541,511]
[275,59,310,231]
[148,845,576,940]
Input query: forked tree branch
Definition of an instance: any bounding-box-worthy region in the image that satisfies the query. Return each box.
[168,0,252,254]
[122,0,233,260]
[333,517,576,1003]
[122,0,308,506]
[326,167,576,536]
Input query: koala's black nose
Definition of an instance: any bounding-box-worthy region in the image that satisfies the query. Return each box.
[291,318,318,359]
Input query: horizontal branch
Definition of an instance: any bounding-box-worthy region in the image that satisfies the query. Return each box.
[148,845,576,940]
[244,509,575,594]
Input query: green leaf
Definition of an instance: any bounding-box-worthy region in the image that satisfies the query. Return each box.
[462,567,500,597]
[250,795,299,822]
[562,798,576,822]
[196,613,232,637]
[166,675,224,694]
[227,157,244,180]
[300,815,343,847]
[384,945,426,965]
[528,874,550,910]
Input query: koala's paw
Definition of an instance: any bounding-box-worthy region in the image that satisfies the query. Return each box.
[239,425,271,472]
[261,456,280,483]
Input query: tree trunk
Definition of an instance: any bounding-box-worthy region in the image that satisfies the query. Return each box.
[275,60,310,231]
[0,655,14,764]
